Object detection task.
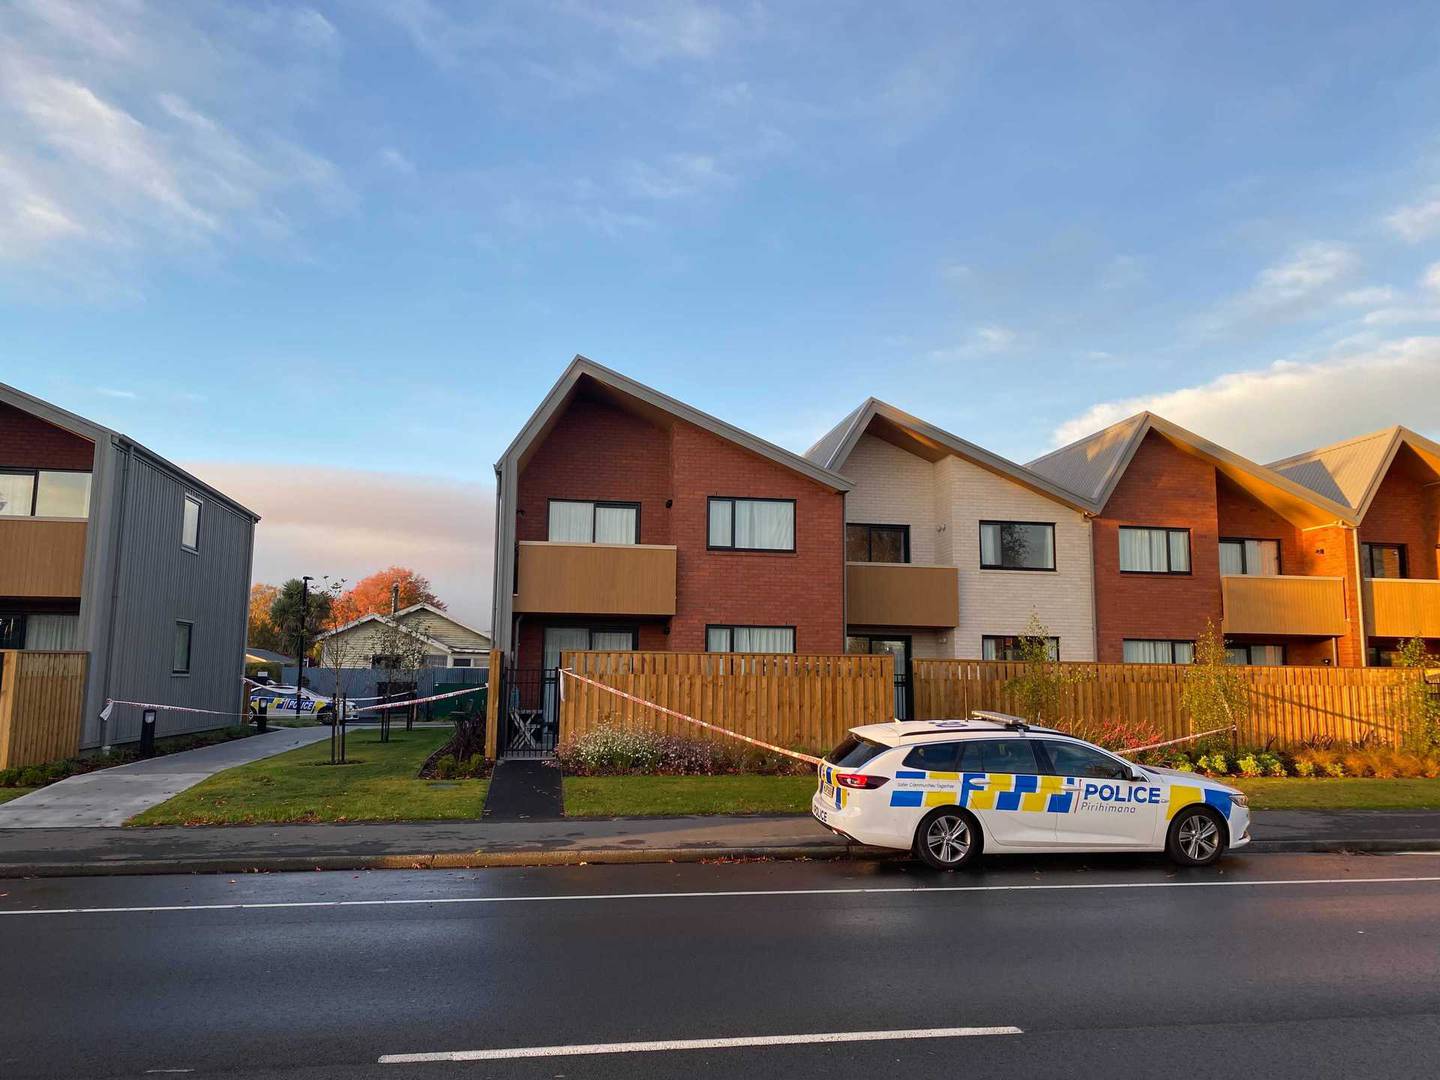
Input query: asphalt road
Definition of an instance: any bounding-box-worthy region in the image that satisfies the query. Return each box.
[3,851,1440,1079]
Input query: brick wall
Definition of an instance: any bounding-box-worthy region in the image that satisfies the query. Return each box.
[1214,475,1306,573]
[1093,431,1222,662]
[0,402,94,471]
[1360,446,1440,579]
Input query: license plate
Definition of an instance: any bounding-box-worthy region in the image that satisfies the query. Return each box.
[819,782,835,802]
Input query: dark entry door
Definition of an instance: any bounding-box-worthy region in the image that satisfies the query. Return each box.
[848,635,912,720]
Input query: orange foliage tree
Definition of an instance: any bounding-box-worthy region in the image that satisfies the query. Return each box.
[248,583,282,650]
[335,566,446,624]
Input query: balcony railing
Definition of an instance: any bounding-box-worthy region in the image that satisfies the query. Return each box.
[514,541,677,616]
[846,562,960,629]
[1220,574,1347,637]
[0,519,86,599]
[1365,579,1440,640]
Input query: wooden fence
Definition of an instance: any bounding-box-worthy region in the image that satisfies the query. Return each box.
[558,651,894,752]
[913,659,1427,749]
[0,650,88,769]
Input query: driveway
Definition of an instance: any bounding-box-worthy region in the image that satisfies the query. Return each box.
[0,726,332,828]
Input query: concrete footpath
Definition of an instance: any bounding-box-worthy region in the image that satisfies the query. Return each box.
[0,726,333,828]
[2,809,1440,876]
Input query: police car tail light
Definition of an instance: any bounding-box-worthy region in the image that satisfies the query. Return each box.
[835,773,888,790]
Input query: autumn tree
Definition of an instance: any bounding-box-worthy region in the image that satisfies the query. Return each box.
[1181,620,1249,742]
[1001,612,1090,725]
[247,583,282,651]
[337,567,446,621]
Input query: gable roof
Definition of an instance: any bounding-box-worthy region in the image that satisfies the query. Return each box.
[1268,425,1440,520]
[497,356,852,492]
[315,603,491,651]
[1027,412,1357,527]
[806,398,1094,513]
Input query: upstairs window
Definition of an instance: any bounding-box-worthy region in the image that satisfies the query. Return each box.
[1219,538,1280,576]
[1118,527,1190,574]
[980,521,1056,571]
[1361,542,1407,579]
[0,470,92,518]
[846,523,909,563]
[546,500,639,544]
[182,494,202,552]
[708,498,795,552]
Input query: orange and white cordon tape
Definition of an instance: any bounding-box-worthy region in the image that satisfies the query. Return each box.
[352,685,487,714]
[558,668,822,766]
[1115,724,1235,757]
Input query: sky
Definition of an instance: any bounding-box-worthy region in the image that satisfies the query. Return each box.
[5,1,1440,628]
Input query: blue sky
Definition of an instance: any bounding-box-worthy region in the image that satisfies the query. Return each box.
[4,1,1440,624]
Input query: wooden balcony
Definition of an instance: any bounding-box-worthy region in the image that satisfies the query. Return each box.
[0,519,86,599]
[846,562,960,629]
[1365,579,1440,640]
[514,541,677,616]
[1221,575,1347,637]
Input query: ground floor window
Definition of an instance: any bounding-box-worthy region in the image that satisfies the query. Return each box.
[1226,643,1286,666]
[1123,639,1194,664]
[983,634,1060,661]
[706,625,795,653]
[173,621,193,675]
[542,626,638,669]
[0,612,81,650]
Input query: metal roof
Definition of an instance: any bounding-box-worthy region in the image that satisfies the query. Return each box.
[1266,425,1440,519]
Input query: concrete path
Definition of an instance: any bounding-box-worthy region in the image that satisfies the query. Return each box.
[0,726,332,829]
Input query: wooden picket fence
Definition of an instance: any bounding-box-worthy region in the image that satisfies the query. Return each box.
[913,659,1426,749]
[558,651,893,753]
[0,650,89,769]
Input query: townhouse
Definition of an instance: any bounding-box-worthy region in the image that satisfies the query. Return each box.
[1,381,257,751]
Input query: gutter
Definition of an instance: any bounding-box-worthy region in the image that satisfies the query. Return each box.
[98,439,133,752]
[1351,524,1369,666]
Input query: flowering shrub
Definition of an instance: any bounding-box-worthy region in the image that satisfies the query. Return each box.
[555,725,813,776]
[1069,717,1166,754]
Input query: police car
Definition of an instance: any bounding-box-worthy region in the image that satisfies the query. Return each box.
[812,711,1249,870]
[247,684,338,723]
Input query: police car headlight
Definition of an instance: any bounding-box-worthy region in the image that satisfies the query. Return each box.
[1229,793,1249,808]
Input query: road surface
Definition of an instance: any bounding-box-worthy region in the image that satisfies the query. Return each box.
[3,851,1439,1078]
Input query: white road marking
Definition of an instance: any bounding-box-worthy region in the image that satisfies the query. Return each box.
[378,1025,1023,1063]
[2,875,1439,917]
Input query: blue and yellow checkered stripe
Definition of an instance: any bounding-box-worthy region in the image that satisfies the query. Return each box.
[890,772,1078,811]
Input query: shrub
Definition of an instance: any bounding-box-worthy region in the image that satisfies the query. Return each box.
[555,725,813,776]
[1293,758,1316,778]
[1324,759,1347,778]
[1196,751,1231,776]
[1257,752,1287,778]
[1342,752,1373,778]
[1071,717,1166,756]
[1236,754,1263,778]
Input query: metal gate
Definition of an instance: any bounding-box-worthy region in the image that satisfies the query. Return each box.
[893,671,911,720]
[498,665,560,758]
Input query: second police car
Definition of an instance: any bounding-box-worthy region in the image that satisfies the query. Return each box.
[812,711,1249,869]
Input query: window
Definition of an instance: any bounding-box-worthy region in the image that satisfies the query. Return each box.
[826,735,890,768]
[1118,527,1190,573]
[0,470,91,518]
[970,739,1042,775]
[1039,740,1132,780]
[979,521,1056,571]
[902,742,963,771]
[1123,639,1195,664]
[706,625,796,653]
[1226,644,1285,666]
[451,658,473,668]
[23,613,78,650]
[172,621,193,675]
[1219,538,1281,576]
[983,635,1060,661]
[707,498,795,552]
[0,615,24,649]
[1361,543,1407,579]
[846,523,909,563]
[1368,645,1400,668]
[182,494,202,551]
[541,626,638,669]
[546,500,639,544]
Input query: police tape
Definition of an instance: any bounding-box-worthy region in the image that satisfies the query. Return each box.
[557,668,823,766]
[101,698,255,722]
[1114,725,1236,756]
[351,685,487,714]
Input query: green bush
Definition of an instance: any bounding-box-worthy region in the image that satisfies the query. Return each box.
[1236,754,1262,778]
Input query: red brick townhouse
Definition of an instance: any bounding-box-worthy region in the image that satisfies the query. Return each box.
[1028,413,1364,666]
[490,358,850,736]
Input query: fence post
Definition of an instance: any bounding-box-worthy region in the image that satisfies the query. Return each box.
[484,649,502,760]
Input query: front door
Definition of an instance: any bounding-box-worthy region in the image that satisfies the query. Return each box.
[1038,739,1164,847]
[848,635,912,720]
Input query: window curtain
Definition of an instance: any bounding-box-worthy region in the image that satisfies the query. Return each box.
[980,523,999,566]
[34,472,91,518]
[589,631,634,651]
[1119,528,1159,572]
[1123,640,1170,663]
[0,473,34,517]
[593,505,637,544]
[542,627,590,669]
[548,501,593,542]
[708,501,733,546]
[1039,526,1056,569]
[706,627,732,652]
[1252,540,1280,576]
[734,501,793,549]
[1172,642,1195,664]
[1225,646,1249,665]
[982,636,1000,661]
[733,626,795,653]
[24,614,79,650]
[1219,541,1244,576]
[1250,644,1284,666]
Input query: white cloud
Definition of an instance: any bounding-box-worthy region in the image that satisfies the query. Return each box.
[189,462,495,629]
[570,1,741,63]
[1339,285,1396,306]
[379,146,417,175]
[1424,262,1440,293]
[930,324,1017,361]
[1247,242,1356,307]
[1385,194,1440,242]
[620,152,728,199]
[1051,337,1440,461]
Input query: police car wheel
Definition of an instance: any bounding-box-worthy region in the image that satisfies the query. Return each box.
[1167,806,1226,866]
[914,808,981,871]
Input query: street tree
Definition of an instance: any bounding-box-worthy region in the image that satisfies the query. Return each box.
[1002,612,1089,726]
[247,583,282,651]
[1393,637,1440,751]
[1181,620,1248,744]
[313,578,361,764]
[269,578,334,667]
[371,616,432,741]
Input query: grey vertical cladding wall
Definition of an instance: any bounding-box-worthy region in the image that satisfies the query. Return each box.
[82,453,254,746]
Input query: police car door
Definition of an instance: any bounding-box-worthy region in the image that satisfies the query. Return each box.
[1038,740,1163,848]
[958,738,1061,848]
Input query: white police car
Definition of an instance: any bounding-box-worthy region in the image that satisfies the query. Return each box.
[247,684,338,723]
[812,711,1249,870]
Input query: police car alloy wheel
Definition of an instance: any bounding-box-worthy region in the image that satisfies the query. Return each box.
[915,808,982,871]
[1167,806,1226,866]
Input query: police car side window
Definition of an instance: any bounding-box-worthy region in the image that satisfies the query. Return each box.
[1040,740,1130,781]
[902,743,962,771]
[974,740,1040,775]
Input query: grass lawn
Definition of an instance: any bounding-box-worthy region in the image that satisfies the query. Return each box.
[1230,777,1440,810]
[128,729,487,826]
[564,775,816,817]
[0,788,37,805]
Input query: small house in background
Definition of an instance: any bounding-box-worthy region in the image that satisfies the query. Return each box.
[314,602,492,669]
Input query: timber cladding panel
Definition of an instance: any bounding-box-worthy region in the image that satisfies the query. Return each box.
[515,541,678,615]
[845,562,959,628]
[1221,575,1348,637]
[912,659,1422,749]
[0,519,86,598]
[0,650,87,768]
[558,650,893,752]
[1366,579,1440,639]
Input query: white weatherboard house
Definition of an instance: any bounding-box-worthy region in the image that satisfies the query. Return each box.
[807,400,1097,698]
[315,603,492,669]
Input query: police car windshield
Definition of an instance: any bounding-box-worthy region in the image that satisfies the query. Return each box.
[826,736,889,768]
